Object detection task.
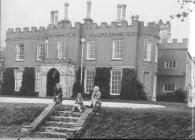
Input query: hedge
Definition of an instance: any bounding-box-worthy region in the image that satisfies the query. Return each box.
[94,67,111,99]
[72,67,85,98]
[120,68,146,100]
[157,89,187,103]
[1,68,15,95]
[19,67,35,96]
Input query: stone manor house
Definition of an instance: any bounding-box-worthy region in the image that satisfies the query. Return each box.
[4,1,195,101]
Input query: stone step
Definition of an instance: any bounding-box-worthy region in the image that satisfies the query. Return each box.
[55,105,73,111]
[44,121,75,128]
[54,111,82,117]
[34,131,73,138]
[49,116,79,122]
[39,126,77,133]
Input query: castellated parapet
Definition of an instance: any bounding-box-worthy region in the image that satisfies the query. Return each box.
[161,38,188,49]
[6,19,160,41]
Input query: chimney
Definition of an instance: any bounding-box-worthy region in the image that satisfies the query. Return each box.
[134,15,139,21]
[121,4,127,21]
[50,11,55,24]
[53,10,58,25]
[64,3,69,20]
[116,4,121,22]
[86,1,92,19]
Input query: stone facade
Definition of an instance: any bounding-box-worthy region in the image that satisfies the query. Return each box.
[4,1,194,101]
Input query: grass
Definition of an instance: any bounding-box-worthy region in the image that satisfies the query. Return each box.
[78,107,193,139]
[0,103,46,137]
[0,101,193,139]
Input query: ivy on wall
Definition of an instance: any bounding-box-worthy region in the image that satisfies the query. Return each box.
[120,68,146,100]
[72,67,85,98]
[19,67,35,96]
[94,67,111,99]
[1,68,15,95]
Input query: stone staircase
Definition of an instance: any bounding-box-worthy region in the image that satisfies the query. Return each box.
[33,105,82,138]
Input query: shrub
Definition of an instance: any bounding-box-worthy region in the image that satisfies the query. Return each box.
[72,67,85,98]
[157,89,187,103]
[19,67,35,96]
[1,68,15,95]
[120,68,146,100]
[94,67,111,99]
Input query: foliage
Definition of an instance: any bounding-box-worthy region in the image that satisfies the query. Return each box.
[157,88,187,103]
[120,68,146,100]
[1,68,15,95]
[94,67,111,99]
[19,67,35,96]
[170,0,195,21]
[72,67,85,98]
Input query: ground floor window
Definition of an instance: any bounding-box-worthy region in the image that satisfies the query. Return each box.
[111,70,122,95]
[35,70,41,92]
[163,84,175,92]
[143,72,150,93]
[14,70,23,91]
[85,70,95,93]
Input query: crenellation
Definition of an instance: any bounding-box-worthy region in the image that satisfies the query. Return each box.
[7,28,14,34]
[31,27,38,32]
[23,27,29,32]
[91,23,97,29]
[111,22,118,28]
[172,39,177,43]
[121,21,128,27]
[16,28,22,33]
[39,26,46,32]
[182,38,188,45]
[100,22,107,28]
[74,22,81,29]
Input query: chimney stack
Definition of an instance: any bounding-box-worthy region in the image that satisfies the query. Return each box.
[50,11,55,24]
[122,4,127,21]
[86,1,92,19]
[64,3,69,20]
[117,4,121,22]
[54,13,58,25]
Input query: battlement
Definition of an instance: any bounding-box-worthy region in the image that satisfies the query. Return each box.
[161,38,188,49]
[162,38,188,44]
[6,26,47,34]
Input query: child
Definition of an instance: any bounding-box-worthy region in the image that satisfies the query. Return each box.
[71,93,85,113]
[54,83,63,105]
[90,86,101,108]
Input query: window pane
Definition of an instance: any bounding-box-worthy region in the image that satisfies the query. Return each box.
[86,71,95,93]
[111,70,122,95]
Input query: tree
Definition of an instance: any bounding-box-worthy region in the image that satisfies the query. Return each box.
[170,0,195,21]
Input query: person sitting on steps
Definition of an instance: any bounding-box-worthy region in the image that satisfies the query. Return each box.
[71,93,85,113]
[54,83,63,105]
[90,86,101,108]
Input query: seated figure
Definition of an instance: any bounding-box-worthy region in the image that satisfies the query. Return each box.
[71,93,85,113]
[90,86,102,108]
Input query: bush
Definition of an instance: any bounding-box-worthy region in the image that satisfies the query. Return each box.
[19,67,35,96]
[1,68,15,95]
[157,88,187,103]
[72,67,85,98]
[120,68,146,100]
[94,67,111,99]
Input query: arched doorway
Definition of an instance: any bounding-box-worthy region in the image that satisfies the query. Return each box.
[47,68,60,96]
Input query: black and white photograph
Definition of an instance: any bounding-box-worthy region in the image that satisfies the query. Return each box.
[0,0,195,139]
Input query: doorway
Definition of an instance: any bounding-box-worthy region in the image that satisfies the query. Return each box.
[47,68,60,96]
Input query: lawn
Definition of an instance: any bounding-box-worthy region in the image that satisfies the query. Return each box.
[0,102,193,139]
[0,103,46,137]
[77,106,193,139]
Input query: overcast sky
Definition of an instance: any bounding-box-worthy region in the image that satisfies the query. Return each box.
[1,0,194,56]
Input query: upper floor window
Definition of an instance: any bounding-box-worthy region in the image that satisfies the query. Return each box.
[155,44,158,63]
[164,61,177,69]
[37,43,48,61]
[57,41,68,59]
[86,41,96,60]
[16,44,24,61]
[144,40,152,61]
[163,84,175,92]
[112,40,122,60]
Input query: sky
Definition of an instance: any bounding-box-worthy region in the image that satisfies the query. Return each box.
[0,0,194,56]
